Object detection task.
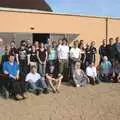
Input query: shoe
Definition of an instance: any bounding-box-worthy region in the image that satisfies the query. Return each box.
[52,90,56,93]
[76,84,80,87]
[35,89,41,96]
[43,88,49,94]
[56,89,60,93]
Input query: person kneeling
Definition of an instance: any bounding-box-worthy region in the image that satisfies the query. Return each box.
[86,62,100,85]
[99,56,112,82]
[25,65,49,95]
[46,64,63,93]
[73,62,89,87]
[3,54,26,100]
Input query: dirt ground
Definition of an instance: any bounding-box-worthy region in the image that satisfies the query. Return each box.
[0,83,120,120]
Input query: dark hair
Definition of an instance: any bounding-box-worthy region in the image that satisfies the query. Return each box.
[8,53,15,58]
[21,40,26,44]
[10,40,15,44]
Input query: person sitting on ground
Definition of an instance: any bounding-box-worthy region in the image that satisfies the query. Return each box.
[46,62,63,93]
[25,65,49,95]
[112,60,120,83]
[73,62,89,87]
[99,56,112,82]
[3,54,26,100]
[86,62,100,85]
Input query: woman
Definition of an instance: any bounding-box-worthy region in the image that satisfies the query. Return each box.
[34,41,39,51]
[73,62,89,87]
[48,41,57,66]
[37,42,47,77]
[28,45,38,68]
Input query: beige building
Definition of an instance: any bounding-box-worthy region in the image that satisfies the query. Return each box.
[0,1,120,62]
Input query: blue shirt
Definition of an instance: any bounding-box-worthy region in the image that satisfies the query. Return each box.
[3,61,19,78]
[48,48,57,61]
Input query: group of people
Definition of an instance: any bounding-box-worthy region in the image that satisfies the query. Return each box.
[0,36,119,101]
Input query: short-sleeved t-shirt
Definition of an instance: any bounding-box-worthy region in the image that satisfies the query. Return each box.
[25,72,41,83]
[9,47,17,55]
[38,49,47,62]
[30,50,38,62]
[17,47,28,63]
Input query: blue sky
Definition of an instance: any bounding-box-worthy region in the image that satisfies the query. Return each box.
[46,0,120,17]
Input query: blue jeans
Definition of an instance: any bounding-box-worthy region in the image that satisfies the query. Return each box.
[38,63,46,77]
[27,79,47,92]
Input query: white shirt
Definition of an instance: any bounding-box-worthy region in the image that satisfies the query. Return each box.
[57,45,69,60]
[70,47,81,59]
[86,66,97,77]
[25,72,41,83]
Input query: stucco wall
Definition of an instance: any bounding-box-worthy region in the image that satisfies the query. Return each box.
[0,10,119,63]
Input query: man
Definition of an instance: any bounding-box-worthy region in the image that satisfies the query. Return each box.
[3,54,26,100]
[0,38,4,73]
[89,41,97,64]
[26,39,32,54]
[25,65,49,95]
[99,56,112,82]
[106,38,115,63]
[16,40,29,79]
[46,63,63,93]
[113,37,120,61]
[57,39,69,81]
[86,62,100,85]
[99,39,107,64]
[70,41,81,75]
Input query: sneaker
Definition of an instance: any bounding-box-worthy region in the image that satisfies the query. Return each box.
[43,88,49,94]
[35,89,41,96]
[56,89,60,93]
[76,84,80,87]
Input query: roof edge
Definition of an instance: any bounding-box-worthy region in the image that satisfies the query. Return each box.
[0,7,119,20]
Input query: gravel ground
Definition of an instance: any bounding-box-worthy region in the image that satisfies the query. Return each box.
[0,83,120,120]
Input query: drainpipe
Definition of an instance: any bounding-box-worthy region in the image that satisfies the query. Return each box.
[106,17,108,45]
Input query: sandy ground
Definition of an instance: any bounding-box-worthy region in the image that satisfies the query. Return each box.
[0,83,120,120]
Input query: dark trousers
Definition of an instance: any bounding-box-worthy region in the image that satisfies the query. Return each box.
[20,62,29,80]
[1,76,25,97]
[88,76,100,85]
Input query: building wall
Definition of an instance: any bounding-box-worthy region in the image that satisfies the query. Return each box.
[0,10,106,46]
[108,19,120,39]
[0,10,120,63]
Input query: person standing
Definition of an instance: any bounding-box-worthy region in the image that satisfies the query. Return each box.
[113,37,120,61]
[85,44,91,68]
[28,45,38,68]
[16,40,29,80]
[99,39,107,64]
[37,42,47,77]
[48,41,57,66]
[89,41,97,64]
[57,39,69,81]
[9,40,17,56]
[106,38,115,63]
[26,39,32,54]
[0,38,5,73]
[70,41,81,76]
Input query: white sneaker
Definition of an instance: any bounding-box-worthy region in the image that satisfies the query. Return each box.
[76,84,80,87]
